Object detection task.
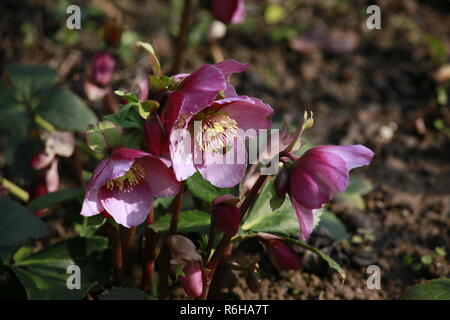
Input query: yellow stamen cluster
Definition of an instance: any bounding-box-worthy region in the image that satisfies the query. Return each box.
[106,161,145,191]
[195,111,238,152]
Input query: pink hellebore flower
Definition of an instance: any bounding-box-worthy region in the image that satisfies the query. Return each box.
[289,145,374,240]
[212,0,245,24]
[80,148,180,228]
[162,59,274,188]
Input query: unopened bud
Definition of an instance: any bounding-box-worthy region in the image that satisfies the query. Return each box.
[179,261,203,298]
[259,233,302,271]
[144,114,166,155]
[212,195,241,237]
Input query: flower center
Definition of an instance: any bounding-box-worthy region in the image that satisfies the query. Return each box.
[195,111,238,152]
[106,161,145,191]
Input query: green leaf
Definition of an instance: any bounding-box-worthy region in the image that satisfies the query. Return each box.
[241,199,299,237]
[241,178,299,237]
[149,75,175,92]
[26,188,83,212]
[7,64,58,102]
[282,236,346,279]
[0,198,49,246]
[74,215,106,238]
[0,84,31,163]
[316,209,350,241]
[400,278,450,300]
[152,210,210,233]
[336,176,373,210]
[186,172,236,203]
[99,287,153,300]
[104,104,143,129]
[86,120,122,154]
[12,236,109,300]
[36,88,97,132]
[137,41,162,77]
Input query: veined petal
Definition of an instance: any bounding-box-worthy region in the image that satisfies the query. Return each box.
[99,182,153,228]
[170,127,197,181]
[290,150,348,209]
[80,187,104,217]
[140,157,181,198]
[215,96,273,136]
[312,145,374,170]
[90,157,134,189]
[291,196,315,241]
[196,142,247,188]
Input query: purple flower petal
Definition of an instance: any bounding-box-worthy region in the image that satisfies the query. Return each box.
[179,261,203,298]
[215,96,273,136]
[140,158,181,198]
[90,157,134,189]
[80,187,104,217]
[290,150,348,209]
[196,143,247,188]
[99,182,153,228]
[170,127,197,181]
[212,0,245,24]
[312,145,374,170]
[291,196,315,241]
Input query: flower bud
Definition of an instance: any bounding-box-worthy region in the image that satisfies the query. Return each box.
[90,51,116,87]
[259,233,302,271]
[167,235,202,265]
[179,261,203,298]
[144,114,166,155]
[212,195,241,237]
[211,0,245,24]
[274,165,290,198]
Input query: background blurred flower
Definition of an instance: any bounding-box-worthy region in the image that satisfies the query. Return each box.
[211,0,245,24]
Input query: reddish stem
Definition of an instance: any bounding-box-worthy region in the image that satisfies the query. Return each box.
[200,174,269,299]
[170,0,192,75]
[141,209,159,293]
[112,226,124,286]
[158,183,185,299]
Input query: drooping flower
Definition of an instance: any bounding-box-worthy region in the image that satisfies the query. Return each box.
[167,235,202,265]
[211,0,245,24]
[288,145,374,240]
[162,60,274,188]
[211,194,241,236]
[80,148,180,228]
[259,233,302,271]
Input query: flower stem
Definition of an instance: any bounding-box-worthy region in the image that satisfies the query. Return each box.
[141,208,159,293]
[200,174,269,299]
[112,225,124,286]
[158,183,185,299]
[1,178,29,202]
[170,0,192,75]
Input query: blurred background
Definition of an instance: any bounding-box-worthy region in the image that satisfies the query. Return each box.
[0,0,449,299]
